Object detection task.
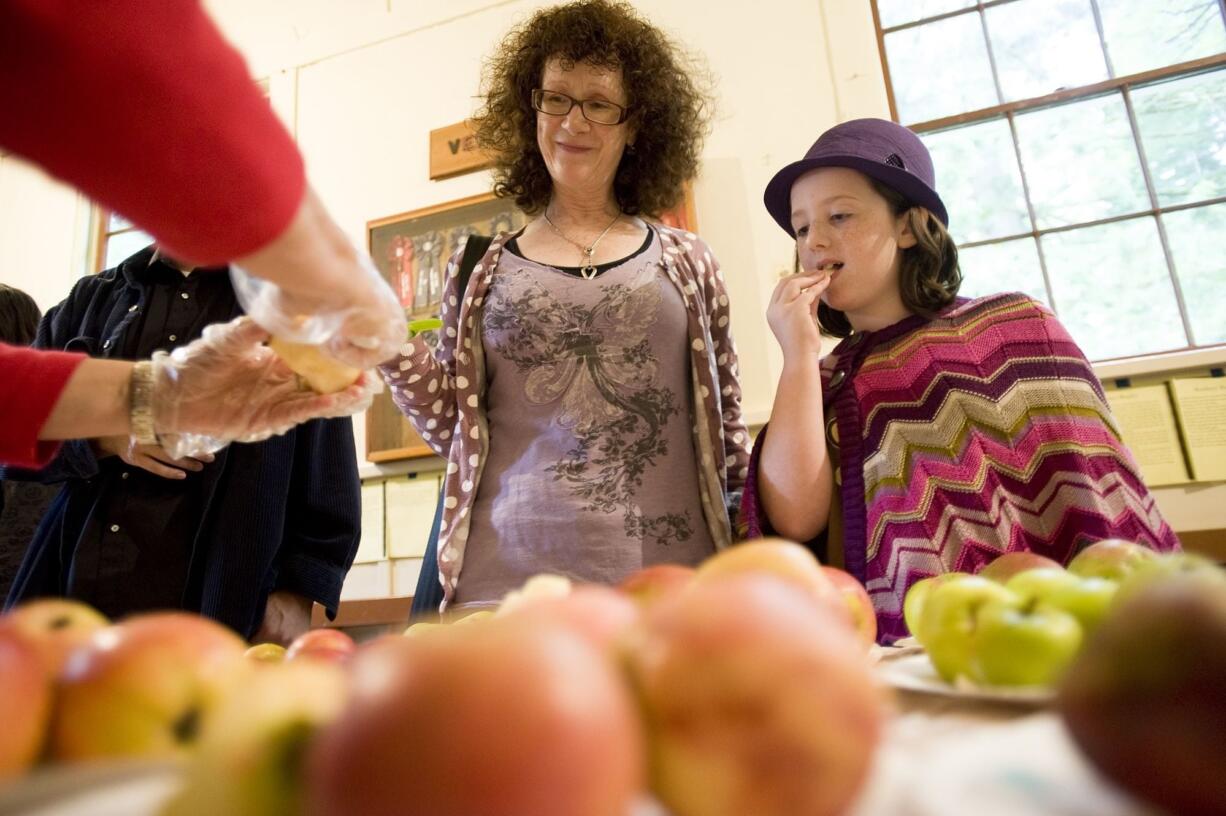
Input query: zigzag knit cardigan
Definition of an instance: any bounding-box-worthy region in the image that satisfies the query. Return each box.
[740,292,1180,643]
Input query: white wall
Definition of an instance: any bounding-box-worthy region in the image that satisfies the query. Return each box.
[0,155,92,313]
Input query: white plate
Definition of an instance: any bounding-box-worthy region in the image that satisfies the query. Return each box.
[874,650,1055,706]
[0,760,182,816]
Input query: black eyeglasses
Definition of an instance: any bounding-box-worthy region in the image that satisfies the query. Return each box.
[531,89,631,125]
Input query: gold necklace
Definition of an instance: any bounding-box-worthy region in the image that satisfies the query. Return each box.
[542,208,622,280]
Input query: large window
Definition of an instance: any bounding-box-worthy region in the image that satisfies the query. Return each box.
[873,0,1226,361]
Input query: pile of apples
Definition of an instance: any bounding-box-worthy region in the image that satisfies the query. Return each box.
[0,539,891,816]
[904,539,1224,690]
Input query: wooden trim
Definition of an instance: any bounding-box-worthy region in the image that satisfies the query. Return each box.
[869,0,899,122]
[879,0,1019,34]
[365,191,500,232]
[906,52,1226,132]
[90,209,109,274]
[1179,529,1226,563]
[366,445,435,463]
[312,596,414,628]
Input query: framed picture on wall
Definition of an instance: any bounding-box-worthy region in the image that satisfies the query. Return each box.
[365,192,527,462]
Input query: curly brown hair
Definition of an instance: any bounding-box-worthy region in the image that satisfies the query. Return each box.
[470,0,712,216]
[816,179,962,338]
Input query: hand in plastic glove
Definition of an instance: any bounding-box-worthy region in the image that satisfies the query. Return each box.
[231,187,406,370]
[93,435,214,479]
[149,315,374,459]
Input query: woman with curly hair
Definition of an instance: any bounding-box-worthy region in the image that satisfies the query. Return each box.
[379,0,749,612]
[740,118,1178,643]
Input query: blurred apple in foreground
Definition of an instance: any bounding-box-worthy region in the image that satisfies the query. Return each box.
[695,539,847,624]
[0,627,51,779]
[163,660,348,816]
[1114,551,1226,602]
[1067,539,1158,582]
[0,598,109,678]
[497,584,639,654]
[978,551,1063,583]
[49,612,248,761]
[305,618,644,816]
[821,566,877,647]
[628,573,883,816]
[618,564,695,610]
[902,573,968,640]
[1059,573,1226,816]
[285,628,356,664]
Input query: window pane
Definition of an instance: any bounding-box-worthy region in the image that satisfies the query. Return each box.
[1098,0,1226,76]
[877,0,976,29]
[985,0,1108,101]
[1015,94,1150,228]
[923,119,1031,243]
[1042,218,1186,360]
[1133,68,1226,208]
[957,238,1050,306]
[1163,204,1226,345]
[885,14,999,124]
[106,211,132,232]
[103,230,153,270]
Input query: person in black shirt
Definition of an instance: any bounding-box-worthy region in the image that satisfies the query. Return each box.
[3,247,362,644]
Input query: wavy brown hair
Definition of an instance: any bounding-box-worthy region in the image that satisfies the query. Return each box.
[816,179,962,338]
[470,0,712,216]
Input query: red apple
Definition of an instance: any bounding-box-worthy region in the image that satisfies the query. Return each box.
[497,584,640,654]
[0,626,51,779]
[1067,539,1159,582]
[1,598,109,678]
[978,551,1064,583]
[618,564,696,610]
[821,566,878,648]
[695,539,849,628]
[49,612,248,761]
[304,618,644,816]
[628,573,884,816]
[285,628,356,664]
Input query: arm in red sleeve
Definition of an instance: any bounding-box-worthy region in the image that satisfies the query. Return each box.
[0,344,85,468]
[0,0,305,265]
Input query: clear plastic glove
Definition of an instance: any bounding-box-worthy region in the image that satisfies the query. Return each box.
[148,316,376,459]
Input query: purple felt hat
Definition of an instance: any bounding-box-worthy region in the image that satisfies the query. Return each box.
[763,118,949,235]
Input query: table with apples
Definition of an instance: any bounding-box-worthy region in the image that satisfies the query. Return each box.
[0,538,1221,816]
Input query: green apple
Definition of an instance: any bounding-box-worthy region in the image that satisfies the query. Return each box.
[970,598,1083,687]
[1067,539,1158,582]
[919,576,1018,683]
[1005,568,1118,636]
[902,573,970,642]
[162,660,348,816]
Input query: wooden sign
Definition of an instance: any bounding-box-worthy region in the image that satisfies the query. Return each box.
[428,121,492,180]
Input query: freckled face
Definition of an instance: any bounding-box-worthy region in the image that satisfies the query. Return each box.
[790,167,915,326]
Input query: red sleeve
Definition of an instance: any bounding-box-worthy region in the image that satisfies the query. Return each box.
[0,344,86,468]
[0,0,306,265]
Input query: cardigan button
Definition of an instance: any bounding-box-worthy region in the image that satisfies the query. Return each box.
[829,369,846,390]
[826,417,840,446]
[845,332,862,347]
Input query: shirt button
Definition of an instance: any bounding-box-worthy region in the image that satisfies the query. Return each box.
[102,340,112,350]
[109,524,120,533]
[180,292,190,300]
[128,304,139,313]
[829,369,847,389]
[168,334,177,342]
[121,471,130,480]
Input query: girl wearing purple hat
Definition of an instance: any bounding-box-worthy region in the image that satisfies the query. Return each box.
[740,118,1179,644]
